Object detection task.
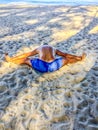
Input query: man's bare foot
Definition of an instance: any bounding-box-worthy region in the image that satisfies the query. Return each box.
[82,53,86,60]
[5,53,11,62]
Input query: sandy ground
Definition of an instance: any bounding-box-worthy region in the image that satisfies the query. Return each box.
[0,4,98,130]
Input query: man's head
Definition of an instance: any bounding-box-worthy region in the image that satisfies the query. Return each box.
[43,43,48,45]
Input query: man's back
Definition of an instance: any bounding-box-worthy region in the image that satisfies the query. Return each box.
[37,45,55,62]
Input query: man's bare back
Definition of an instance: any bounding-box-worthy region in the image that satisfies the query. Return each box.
[37,45,55,62]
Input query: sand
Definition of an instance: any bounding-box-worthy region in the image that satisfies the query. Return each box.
[0,4,98,130]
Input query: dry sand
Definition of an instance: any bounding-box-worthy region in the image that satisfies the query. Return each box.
[0,4,98,130]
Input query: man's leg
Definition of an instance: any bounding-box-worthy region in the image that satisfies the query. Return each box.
[62,53,86,66]
[5,54,32,67]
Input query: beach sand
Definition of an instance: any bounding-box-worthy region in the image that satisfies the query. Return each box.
[0,4,98,130]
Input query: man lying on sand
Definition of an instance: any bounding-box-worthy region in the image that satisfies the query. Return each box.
[5,45,86,73]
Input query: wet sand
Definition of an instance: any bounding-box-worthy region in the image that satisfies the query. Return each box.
[0,4,98,130]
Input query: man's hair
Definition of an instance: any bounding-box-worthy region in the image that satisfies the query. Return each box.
[43,43,48,45]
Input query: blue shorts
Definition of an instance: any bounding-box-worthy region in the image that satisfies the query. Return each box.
[30,58,63,73]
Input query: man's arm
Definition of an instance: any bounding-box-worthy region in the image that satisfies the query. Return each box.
[18,48,38,59]
[55,49,85,59]
[6,48,38,61]
[5,48,38,62]
[29,48,38,56]
[55,49,67,57]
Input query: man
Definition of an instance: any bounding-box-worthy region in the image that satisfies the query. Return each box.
[5,45,86,73]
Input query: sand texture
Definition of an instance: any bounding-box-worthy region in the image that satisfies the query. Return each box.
[0,4,98,130]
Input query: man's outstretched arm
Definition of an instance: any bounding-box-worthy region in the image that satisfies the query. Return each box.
[5,48,38,62]
[55,49,67,57]
[55,49,86,60]
[19,48,38,58]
